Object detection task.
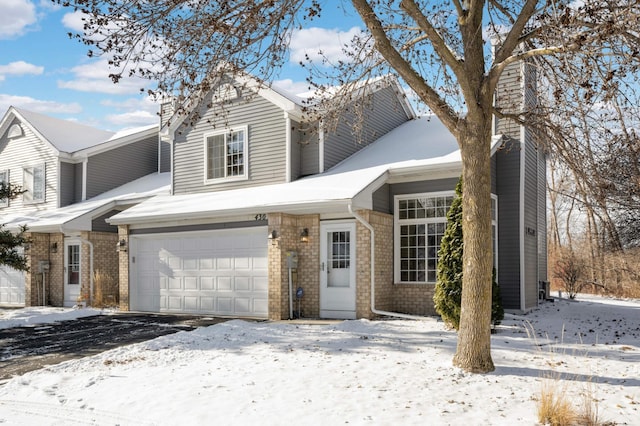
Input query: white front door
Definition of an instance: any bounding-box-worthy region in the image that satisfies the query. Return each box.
[320,222,356,319]
[64,241,81,307]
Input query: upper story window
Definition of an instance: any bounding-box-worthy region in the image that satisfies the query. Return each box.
[0,170,8,207]
[394,191,498,284]
[23,163,45,204]
[204,126,248,182]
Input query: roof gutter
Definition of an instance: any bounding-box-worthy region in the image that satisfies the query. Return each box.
[347,204,429,321]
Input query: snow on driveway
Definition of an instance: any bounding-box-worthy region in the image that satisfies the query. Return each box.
[0,295,638,425]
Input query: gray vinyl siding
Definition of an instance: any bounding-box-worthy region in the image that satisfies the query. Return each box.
[323,85,411,170]
[523,130,539,310]
[74,163,83,203]
[373,184,391,214]
[299,124,320,176]
[91,210,119,233]
[0,118,58,214]
[290,120,302,180]
[59,162,76,207]
[85,135,159,199]
[173,90,287,194]
[160,139,171,173]
[495,137,522,310]
[538,149,548,283]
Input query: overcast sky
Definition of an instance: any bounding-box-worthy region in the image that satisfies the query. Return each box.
[0,1,362,131]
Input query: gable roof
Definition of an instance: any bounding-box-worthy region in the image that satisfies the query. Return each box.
[109,117,500,226]
[161,72,414,137]
[0,106,159,159]
[0,107,115,154]
[2,172,170,233]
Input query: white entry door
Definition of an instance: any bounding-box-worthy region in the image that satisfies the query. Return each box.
[320,222,356,319]
[64,241,81,307]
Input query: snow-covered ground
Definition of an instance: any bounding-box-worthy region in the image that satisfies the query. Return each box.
[0,294,638,425]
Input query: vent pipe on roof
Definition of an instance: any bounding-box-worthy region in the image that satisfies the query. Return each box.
[347,204,429,321]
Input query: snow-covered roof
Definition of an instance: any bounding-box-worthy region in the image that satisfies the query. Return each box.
[110,117,495,226]
[11,107,115,153]
[3,172,170,232]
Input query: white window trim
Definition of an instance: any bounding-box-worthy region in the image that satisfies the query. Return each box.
[203,125,249,184]
[393,190,499,284]
[394,190,455,284]
[22,163,46,204]
[0,169,8,207]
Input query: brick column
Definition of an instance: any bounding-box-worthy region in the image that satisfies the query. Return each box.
[117,225,130,310]
[267,213,320,320]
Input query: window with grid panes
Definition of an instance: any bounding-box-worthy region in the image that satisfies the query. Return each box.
[395,192,454,283]
[204,127,247,181]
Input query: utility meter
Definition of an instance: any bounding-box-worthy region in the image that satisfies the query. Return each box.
[286,251,298,269]
[38,260,50,273]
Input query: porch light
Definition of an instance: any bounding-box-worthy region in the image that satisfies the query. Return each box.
[50,242,58,253]
[300,228,309,243]
[267,229,278,245]
[117,239,127,252]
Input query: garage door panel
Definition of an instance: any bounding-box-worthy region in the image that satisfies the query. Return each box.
[235,297,251,314]
[254,276,268,292]
[235,277,250,291]
[131,227,268,318]
[200,258,215,269]
[218,297,233,314]
[201,297,215,310]
[253,298,268,315]
[217,257,232,269]
[201,277,215,290]
[217,277,232,291]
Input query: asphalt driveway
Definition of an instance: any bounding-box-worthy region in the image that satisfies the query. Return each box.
[0,313,227,381]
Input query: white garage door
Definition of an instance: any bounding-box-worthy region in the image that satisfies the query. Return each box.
[0,265,26,307]
[130,227,268,318]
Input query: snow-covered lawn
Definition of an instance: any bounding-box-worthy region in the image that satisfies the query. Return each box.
[0,295,638,425]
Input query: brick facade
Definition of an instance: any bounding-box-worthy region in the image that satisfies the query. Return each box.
[23,231,119,308]
[267,213,320,320]
[117,225,130,311]
[110,209,437,319]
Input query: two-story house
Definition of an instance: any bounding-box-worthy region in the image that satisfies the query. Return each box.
[0,107,169,307]
[108,67,547,320]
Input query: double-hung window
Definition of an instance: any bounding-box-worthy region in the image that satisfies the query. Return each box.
[23,164,45,204]
[0,170,8,207]
[204,126,248,182]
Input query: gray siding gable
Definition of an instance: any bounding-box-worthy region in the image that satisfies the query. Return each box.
[173,89,288,195]
[323,85,412,171]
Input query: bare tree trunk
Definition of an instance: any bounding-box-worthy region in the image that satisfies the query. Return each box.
[453,123,495,373]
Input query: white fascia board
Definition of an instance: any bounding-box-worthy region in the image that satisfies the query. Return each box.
[108,199,354,227]
[387,161,462,183]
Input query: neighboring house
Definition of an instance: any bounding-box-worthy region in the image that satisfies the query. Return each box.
[0,107,169,307]
[108,69,547,320]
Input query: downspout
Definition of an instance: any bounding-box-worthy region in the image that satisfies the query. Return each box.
[347,204,428,321]
[60,225,94,306]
